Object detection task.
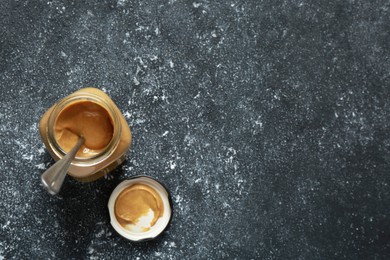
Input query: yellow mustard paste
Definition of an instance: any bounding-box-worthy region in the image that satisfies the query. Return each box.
[54,101,113,158]
[115,184,164,232]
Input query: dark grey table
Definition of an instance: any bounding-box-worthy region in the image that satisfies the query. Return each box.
[1,0,389,259]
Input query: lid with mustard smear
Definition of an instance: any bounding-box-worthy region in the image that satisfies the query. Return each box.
[108,176,172,241]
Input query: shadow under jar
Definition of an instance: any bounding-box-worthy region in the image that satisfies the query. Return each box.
[39,87,132,182]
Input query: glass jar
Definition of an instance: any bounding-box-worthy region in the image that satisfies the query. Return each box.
[39,88,132,182]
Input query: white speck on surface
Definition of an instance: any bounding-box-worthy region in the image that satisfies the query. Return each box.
[95,229,105,238]
[175,194,183,203]
[227,147,237,155]
[133,77,140,85]
[2,221,10,229]
[226,156,234,164]
[60,51,67,57]
[124,111,131,119]
[169,60,174,68]
[255,117,262,127]
[222,202,231,208]
[35,163,46,170]
[193,2,201,8]
[38,147,45,155]
[135,25,146,31]
[132,118,146,125]
[162,131,169,137]
[170,160,177,170]
[117,0,127,7]
[184,132,196,146]
[88,246,94,254]
[161,91,168,102]
[22,154,33,161]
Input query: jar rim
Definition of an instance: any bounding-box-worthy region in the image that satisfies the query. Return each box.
[46,92,122,167]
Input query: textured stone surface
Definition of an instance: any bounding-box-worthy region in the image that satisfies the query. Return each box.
[1,0,390,259]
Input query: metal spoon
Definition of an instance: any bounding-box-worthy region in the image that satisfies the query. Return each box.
[41,136,85,195]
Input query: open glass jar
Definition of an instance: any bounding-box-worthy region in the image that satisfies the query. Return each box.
[39,88,132,182]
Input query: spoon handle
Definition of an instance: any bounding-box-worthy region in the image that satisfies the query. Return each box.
[41,137,85,195]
